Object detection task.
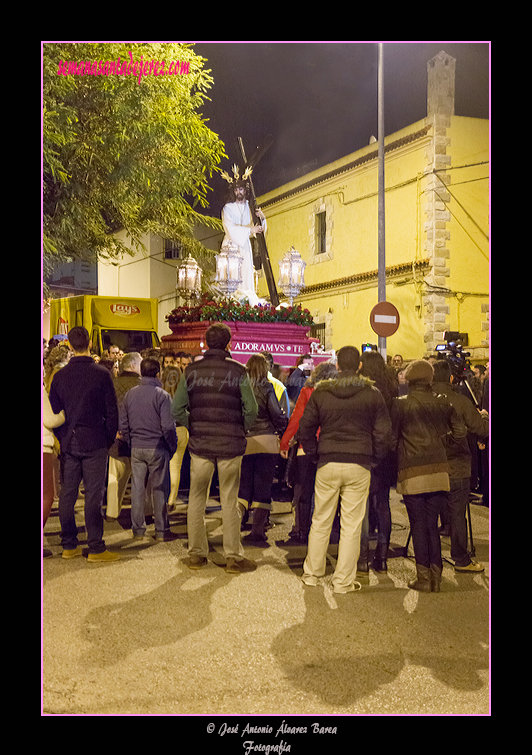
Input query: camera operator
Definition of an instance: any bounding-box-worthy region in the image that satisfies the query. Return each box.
[432,359,489,573]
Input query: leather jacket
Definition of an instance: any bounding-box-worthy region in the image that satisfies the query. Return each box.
[391,383,467,476]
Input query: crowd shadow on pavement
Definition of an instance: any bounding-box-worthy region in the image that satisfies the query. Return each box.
[77,556,232,669]
[269,544,489,709]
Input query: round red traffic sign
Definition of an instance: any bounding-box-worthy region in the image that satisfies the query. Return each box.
[370,301,400,337]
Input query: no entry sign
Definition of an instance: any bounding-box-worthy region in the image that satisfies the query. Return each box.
[370,301,400,337]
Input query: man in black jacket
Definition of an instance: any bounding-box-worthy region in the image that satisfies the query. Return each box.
[298,346,392,594]
[172,324,258,573]
[49,327,120,562]
[432,360,489,573]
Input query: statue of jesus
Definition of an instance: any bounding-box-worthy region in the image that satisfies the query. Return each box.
[221,168,266,306]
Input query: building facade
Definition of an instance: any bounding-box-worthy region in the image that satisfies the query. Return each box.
[256,51,489,362]
[97,226,223,337]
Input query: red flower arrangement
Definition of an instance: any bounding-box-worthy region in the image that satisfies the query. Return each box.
[166,293,313,327]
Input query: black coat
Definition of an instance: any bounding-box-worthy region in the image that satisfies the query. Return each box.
[177,349,257,459]
[390,383,467,482]
[247,380,288,438]
[49,356,119,452]
[298,373,393,469]
[432,381,489,479]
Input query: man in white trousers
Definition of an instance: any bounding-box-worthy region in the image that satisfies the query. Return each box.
[298,346,393,593]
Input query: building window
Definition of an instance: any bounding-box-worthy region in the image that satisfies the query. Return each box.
[316,211,327,255]
[164,239,182,260]
[310,322,326,346]
[309,198,333,264]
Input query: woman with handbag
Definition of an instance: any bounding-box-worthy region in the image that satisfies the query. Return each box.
[238,354,288,542]
[280,361,338,543]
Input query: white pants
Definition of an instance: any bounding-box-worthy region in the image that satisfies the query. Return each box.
[303,462,371,592]
[187,453,245,560]
[106,456,131,518]
[168,426,189,505]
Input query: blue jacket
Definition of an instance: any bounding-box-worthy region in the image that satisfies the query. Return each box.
[119,377,177,456]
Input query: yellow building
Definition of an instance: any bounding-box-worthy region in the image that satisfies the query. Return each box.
[256,50,489,363]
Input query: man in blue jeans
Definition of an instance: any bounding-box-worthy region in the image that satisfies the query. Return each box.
[49,326,120,562]
[119,358,178,541]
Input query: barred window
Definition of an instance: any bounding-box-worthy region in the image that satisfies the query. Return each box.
[315,211,327,254]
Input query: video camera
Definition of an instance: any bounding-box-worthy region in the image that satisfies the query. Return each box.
[435,332,479,404]
[435,335,473,383]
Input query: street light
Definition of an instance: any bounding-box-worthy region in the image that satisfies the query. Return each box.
[215,240,243,297]
[176,255,202,303]
[278,245,306,306]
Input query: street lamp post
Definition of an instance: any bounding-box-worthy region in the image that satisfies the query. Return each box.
[378,42,386,360]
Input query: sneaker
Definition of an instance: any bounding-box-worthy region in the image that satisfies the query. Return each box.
[225,557,257,574]
[87,550,121,563]
[333,581,362,594]
[301,574,318,586]
[454,561,485,573]
[62,546,83,559]
[186,555,208,570]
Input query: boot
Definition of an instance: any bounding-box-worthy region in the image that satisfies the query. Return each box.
[430,564,442,592]
[408,564,432,592]
[371,541,388,573]
[357,538,369,575]
[248,506,269,542]
[237,499,249,529]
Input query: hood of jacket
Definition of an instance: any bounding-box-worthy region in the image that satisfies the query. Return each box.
[312,372,374,399]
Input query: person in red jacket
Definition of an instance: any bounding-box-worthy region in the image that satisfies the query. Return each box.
[280,361,338,542]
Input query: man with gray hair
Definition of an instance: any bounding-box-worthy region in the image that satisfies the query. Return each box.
[106,352,142,519]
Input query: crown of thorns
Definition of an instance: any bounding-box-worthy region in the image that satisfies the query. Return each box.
[221,164,253,184]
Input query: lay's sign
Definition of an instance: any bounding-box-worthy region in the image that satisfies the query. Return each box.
[110,303,141,317]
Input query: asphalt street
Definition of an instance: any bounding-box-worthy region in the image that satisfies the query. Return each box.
[42,481,490,720]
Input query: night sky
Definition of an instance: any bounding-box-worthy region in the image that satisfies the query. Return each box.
[192,42,490,215]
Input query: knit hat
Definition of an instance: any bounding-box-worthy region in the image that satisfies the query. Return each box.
[404,359,434,384]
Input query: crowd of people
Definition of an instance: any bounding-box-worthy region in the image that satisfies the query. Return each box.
[43,325,489,593]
